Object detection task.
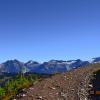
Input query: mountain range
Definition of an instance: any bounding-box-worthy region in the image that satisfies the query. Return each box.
[0,57,100,74]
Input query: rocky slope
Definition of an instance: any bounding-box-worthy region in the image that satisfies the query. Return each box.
[15,63,100,100]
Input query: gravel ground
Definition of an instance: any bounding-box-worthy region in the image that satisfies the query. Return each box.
[15,63,100,100]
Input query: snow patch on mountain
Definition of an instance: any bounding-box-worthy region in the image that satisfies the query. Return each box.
[0,57,100,74]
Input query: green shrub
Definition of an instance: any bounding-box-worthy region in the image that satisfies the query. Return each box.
[0,87,5,97]
[0,73,43,99]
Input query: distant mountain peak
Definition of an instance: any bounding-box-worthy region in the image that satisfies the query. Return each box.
[25,60,39,65]
[0,57,100,74]
[90,57,100,63]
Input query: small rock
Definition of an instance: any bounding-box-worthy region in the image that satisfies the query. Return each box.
[49,87,56,90]
[37,96,43,99]
[71,89,74,91]
[64,76,67,78]
[88,84,93,88]
[21,94,26,97]
[29,87,34,90]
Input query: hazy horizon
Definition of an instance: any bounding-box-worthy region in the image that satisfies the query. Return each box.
[0,56,99,64]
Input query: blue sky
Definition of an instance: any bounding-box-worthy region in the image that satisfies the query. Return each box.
[0,0,100,62]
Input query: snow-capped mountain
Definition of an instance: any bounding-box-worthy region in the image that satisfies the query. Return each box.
[89,57,100,64]
[24,60,40,72]
[0,57,100,74]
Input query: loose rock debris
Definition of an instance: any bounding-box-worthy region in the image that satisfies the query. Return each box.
[15,64,100,100]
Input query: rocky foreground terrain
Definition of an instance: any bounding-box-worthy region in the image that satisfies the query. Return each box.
[15,63,100,100]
